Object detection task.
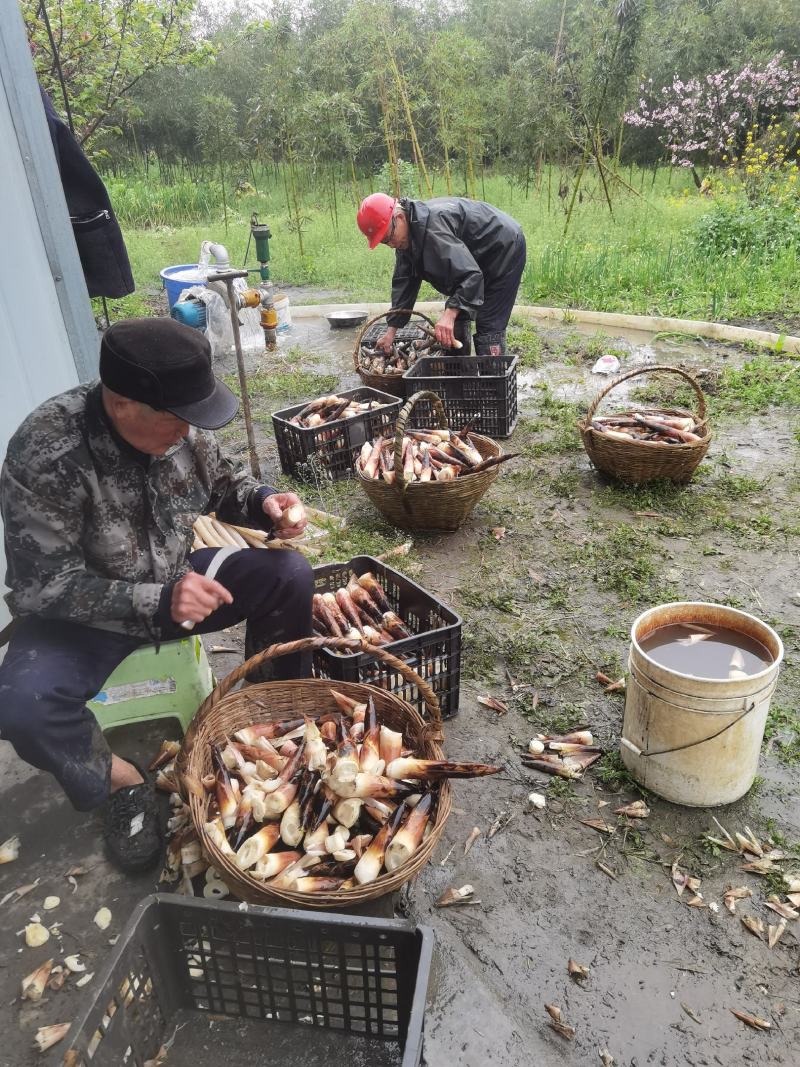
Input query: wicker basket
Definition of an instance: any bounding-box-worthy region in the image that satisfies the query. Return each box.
[178,635,451,910]
[353,308,435,397]
[577,364,712,485]
[357,390,502,532]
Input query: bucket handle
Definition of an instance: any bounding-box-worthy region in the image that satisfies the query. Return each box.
[620,681,776,759]
[618,691,776,759]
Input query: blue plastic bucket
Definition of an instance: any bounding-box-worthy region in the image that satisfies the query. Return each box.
[160,264,207,310]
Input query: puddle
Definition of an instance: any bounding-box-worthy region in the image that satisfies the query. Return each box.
[212,302,747,415]
[516,323,744,414]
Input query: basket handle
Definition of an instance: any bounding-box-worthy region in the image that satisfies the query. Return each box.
[584,364,708,425]
[393,390,449,498]
[353,308,436,371]
[181,634,443,769]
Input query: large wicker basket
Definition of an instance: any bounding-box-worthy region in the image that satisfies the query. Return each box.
[353,308,435,397]
[577,364,712,485]
[178,635,451,910]
[357,390,503,532]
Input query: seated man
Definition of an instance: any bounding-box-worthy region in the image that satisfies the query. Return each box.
[0,318,313,872]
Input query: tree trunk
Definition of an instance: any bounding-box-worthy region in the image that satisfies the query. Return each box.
[217,143,228,234]
[383,35,432,196]
[330,163,339,233]
[287,143,305,257]
[377,76,400,196]
[350,155,361,204]
[439,105,452,195]
[466,141,476,199]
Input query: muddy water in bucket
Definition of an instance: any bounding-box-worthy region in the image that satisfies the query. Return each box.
[640,623,773,679]
[621,603,783,807]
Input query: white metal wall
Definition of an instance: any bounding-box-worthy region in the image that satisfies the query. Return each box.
[0,0,100,627]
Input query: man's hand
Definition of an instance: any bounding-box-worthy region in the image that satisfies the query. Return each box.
[171,571,233,625]
[434,307,459,349]
[375,328,397,354]
[263,491,308,539]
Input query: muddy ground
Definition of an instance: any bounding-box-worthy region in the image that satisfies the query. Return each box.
[1,304,799,1066]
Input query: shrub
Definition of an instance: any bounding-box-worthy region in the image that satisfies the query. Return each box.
[692,195,800,258]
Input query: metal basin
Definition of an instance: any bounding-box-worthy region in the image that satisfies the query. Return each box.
[326,310,368,329]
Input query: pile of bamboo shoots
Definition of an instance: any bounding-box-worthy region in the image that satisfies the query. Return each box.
[193,514,271,550]
[288,394,388,428]
[520,728,603,780]
[192,509,340,556]
[359,337,425,375]
[164,693,501,896]
[357,429,514,484]
[313,571,411,650]
[591,411,703,444]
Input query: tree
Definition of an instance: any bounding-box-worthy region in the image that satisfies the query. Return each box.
[625,53,800,175]
[23,0,211,148]
[422,29,491,198]
[195,92,238,232]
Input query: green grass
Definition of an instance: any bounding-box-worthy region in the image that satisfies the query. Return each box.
[105,165,800,323]
[520,699,588,736]
[763,703,800,765]
[716,356,800,413]
[223,368,338,404]
[592,469,774,540]
[577,523,672,606]
[513,390,584,460]
[507,317,545,367]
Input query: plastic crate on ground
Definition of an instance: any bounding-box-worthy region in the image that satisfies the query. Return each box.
[272,387,402,483]
[58,895,432,1067]
[402,354,518,438]
[312,555,462,719]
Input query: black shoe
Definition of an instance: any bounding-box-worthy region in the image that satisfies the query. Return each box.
[103,763,163,873]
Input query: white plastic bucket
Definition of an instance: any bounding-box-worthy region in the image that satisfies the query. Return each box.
[620,602,783,806]
[273,292,291,332]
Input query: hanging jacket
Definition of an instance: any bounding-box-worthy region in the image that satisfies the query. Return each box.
[388,197,523,327]
[40,88,135,299]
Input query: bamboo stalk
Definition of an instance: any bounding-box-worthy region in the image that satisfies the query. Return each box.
[382,34,433,197]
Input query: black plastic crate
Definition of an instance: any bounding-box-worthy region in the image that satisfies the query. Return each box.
[272,387,402,483]
[58,895,433,1067]
[313,555,462,719]
[402,354,518,438]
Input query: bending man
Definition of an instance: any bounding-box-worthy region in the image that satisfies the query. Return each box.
[0,318,313,872]
[356,193,526,355]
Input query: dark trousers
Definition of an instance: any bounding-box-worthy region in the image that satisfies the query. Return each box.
[474,233,527,355]
[0,548,313,811]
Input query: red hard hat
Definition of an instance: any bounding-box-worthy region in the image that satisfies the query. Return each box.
[357,193,396,249]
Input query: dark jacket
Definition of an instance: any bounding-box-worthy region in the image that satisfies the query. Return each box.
[40,89,135,299]
[1,383,274,639]
[388,197,523,326]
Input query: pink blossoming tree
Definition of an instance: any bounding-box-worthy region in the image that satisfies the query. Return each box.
[624,53,800,178]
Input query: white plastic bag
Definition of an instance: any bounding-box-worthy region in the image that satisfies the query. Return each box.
[591,354,621,375]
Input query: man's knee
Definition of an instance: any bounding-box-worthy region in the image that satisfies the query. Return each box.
[247,548,314,609]
[278,551,314,603]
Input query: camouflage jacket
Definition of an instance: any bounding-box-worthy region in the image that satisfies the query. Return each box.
[1,382,271,638]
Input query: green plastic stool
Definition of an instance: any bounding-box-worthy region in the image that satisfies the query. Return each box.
[87,636,214,736]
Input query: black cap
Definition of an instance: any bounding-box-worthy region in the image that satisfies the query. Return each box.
[99,318,239,430]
